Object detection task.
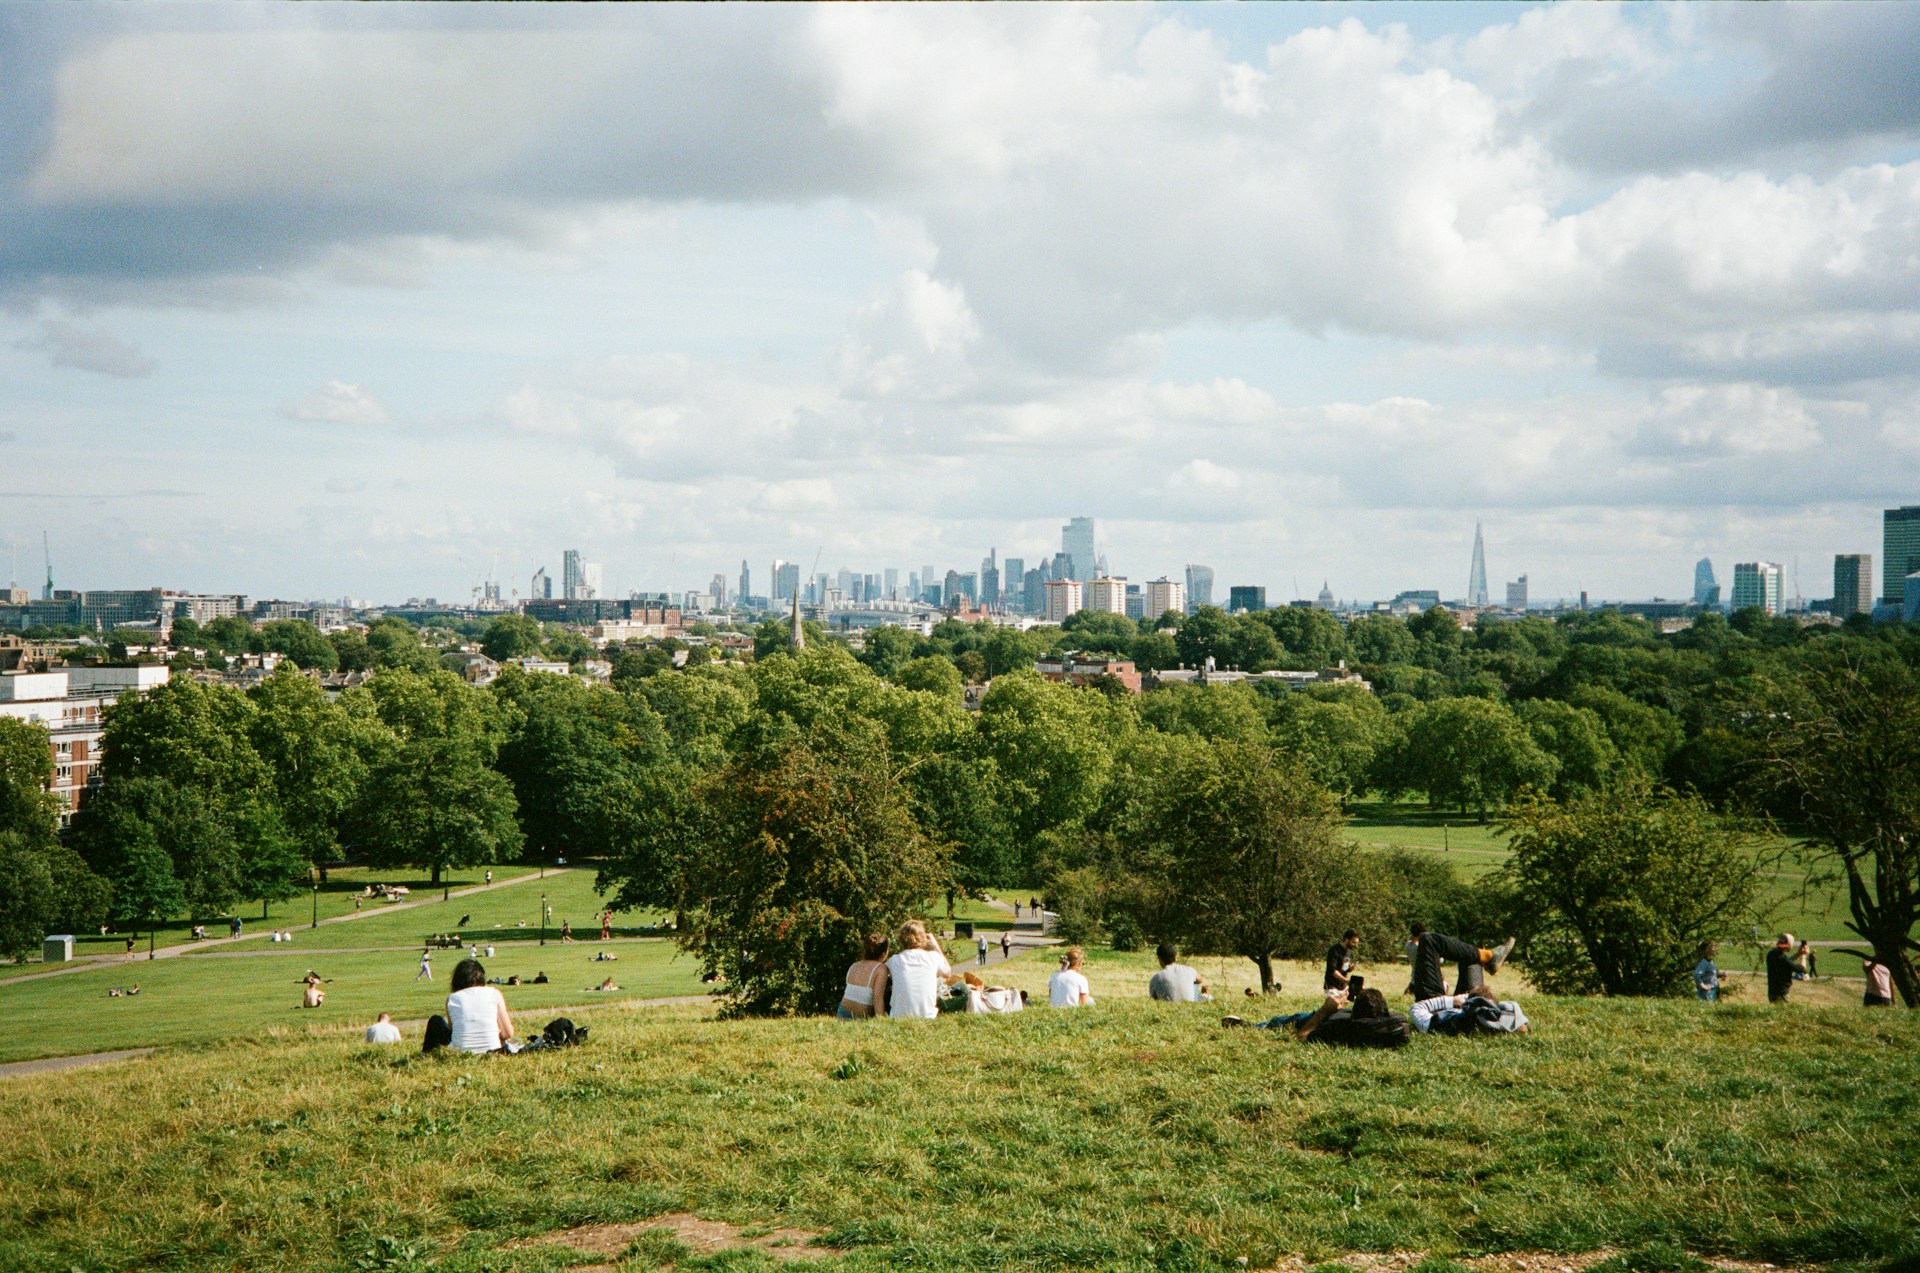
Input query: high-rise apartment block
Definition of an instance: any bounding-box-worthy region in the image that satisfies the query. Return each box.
[772,561,801,601]
[1731,561,1783,616]
[1505,575,1528,612]
[1144,578,1185,622]
[1062,517,1096,583]
[1884,506,1920,606]
[738,560,751,606]
[1083,576,1127,615]
[1833,554,1872,618]
[1043,579,1083,623]
[1227,585,1266,613]
[1183,564,1214,613]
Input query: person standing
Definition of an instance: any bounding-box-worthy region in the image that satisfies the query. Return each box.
[1049,947,1094,1008]
[1796,940,1818,980]
[977,934,989,966]
[1766,933,1798,1003]
[415,946,433,982]
[484,869,493,886]
[1693,941,1722,1002]
[1863,956,1895,1007]
[600,910,612,942]
[1324,930,1360,997]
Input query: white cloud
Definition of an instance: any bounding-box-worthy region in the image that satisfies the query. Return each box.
[15,319,155,377]
[281,381,390,426]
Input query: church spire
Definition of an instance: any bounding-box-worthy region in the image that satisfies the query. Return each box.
[790,588,805,650]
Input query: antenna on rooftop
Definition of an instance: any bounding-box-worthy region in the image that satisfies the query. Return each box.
[42,531,53,600]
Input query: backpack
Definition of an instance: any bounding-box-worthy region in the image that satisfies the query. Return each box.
[1308,1010,1412,1049]
[537,1017,587,1048]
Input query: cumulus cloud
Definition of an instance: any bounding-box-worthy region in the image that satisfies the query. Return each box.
[281,381,390,425]
[15,319,155,377]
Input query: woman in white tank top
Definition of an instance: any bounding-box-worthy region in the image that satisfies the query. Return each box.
[838,932,891,1019]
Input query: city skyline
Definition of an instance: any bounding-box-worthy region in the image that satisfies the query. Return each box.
[3,5,1918,601]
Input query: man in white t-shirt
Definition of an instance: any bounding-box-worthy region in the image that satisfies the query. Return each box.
[363,1011,403,1044]
[1049,947,1094,1008]
[884,919,962,1019]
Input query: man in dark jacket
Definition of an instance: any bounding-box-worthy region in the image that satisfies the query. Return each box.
[1766,933,1799,1003]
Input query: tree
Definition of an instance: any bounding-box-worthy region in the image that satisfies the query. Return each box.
[480,614,545,662]
[1255,606,1348,669]
[329,629,374,673]
[202,615,258,654]
[856,625,922,679]
[672,723,950,1016]
[1137,682,1268,742]
[1134,740,1371,993]
[1377,697,1557,815]
[1515,698,1618,797]
[364,617,440,672]
[246,664,370,872]
[1130,630,1179,672]
[1498,778,1767,997]
[1347,614,1415,666]
[1060,610,1137,655]
[893,656,963,701]
[0,718,110,958]
[1754,660,1920,1006]
[975,672,1123,871]
[0,717,61,841]
[1269,691,1390,807]
[1173,606,1232,670]
[259,619,338,671]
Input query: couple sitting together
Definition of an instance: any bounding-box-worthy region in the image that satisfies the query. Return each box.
[839,921,1027,1018]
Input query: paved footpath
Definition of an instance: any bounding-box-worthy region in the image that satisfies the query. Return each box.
[2,868,577,986]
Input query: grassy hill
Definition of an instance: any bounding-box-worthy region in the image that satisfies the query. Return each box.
[1,980,1913,1273]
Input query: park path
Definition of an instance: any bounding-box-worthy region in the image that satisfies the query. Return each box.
[1,869,577,986]
[957,894,1057,972]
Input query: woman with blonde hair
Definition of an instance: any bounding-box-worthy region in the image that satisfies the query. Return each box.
[838,932,891,1020]
[884,920,962,1018]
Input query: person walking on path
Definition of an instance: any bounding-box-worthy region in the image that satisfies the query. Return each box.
[560,920,574,943]
[1000,932,1012,961]
[600,911,612,942]
[1766,933,1798,1003]
[415,947,433,982]
[977,934,989,966]
[485,870,493,886]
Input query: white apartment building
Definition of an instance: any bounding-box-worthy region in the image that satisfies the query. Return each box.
[1042,579,1084,623]
[1144,577,1186,622]
[1083,576,1128,615]
[0,666,169,822]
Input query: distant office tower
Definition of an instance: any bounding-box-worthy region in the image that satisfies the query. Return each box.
[1693,558,1720,608]
[530,567,552,601]
[1023,567,1046,614]
[1227,585,1266,613]
[739,560,751,606]
[1043,578,1083,622]
[1731,562,1783,616]
[709,573,728,607]
[920,564,935,597]
[1885,506,1920,606]
[1144,578,1186,621]
[1505,575,1528,612]
[1062,517,1096,582]
[582,562,603,599]
[884,568,898,601]
[1467,523,1489,607]
[773,561,801,601]
[1908,573,1920,624]
[1002,558,1024,611]
[1184,564,1214,613]
[1833,554,1872,618]
[562,549,586,599]
[980,550,999,606]
[1125,585,1145,621]
[1084,576,1127,614]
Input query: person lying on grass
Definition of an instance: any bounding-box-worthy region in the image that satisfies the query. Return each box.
[1405,922,1515,999]
[423,958,516,1055]
[1409,992,1530,1035]
[1221,987,1411,1048]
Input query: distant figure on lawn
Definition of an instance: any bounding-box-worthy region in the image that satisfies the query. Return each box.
[839,932,890,1020]
[1224,988,1411,1048]
[1796,940,1818,980]
[1050,947,1094,1008]
[300,971,327,1009]
[885,920,962,1019]
[1408,992,1530,1035]
[124,936,135,961]
[1000,931,1012,961]
[416,948,433,981]
[1767,934,1798,1003]
[364,1012,402,1044]
[600,910,612,941]
[977,934,989,966]
[1693,942,1722,1002]
[1863,956,1895,1007]
[1148,943,1209,1003]
[424,958,515,1055]
[1405,923,1515,999]
[1324,930,1360,997]
[560,921,573,943]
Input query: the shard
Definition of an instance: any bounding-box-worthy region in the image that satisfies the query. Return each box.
[1467,522,1489,607]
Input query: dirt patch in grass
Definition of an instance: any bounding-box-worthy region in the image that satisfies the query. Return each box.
[507,1211,844,1266]
[1260,1252,1810,1273]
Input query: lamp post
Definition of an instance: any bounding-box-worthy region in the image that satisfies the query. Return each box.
[311,874,319,929]
[540,893,547,947]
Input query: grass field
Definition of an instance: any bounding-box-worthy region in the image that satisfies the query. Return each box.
[0,990,1913,1272]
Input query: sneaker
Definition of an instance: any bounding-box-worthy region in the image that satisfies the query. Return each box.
[1487,936,1517,975]
[1221,1015,1246,1028]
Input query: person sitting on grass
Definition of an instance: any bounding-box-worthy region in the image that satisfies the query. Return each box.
[1222,988,1410,1048]
[884,920,964,1019]
[839,932,891,1020]
[300,971,328,1009]
[1408,992,1530,1035]
[423,958,516,1055]
[1049,947,1095,1008]
[364,1012,402,1044]
[1148,943,1208,1003]
[591,977,619,991]
[1405,922,1515,999]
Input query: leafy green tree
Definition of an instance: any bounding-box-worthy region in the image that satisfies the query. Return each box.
[976,672,1123,871]
[893,655,963,701]
[1377,696,1558,814]
[1138,682,1268,742]
[1269,690,1390,807]
[856,625,922,679]
[494,668,663,864]
[480,614,545,662]
[1134,740,1374,993]
[1753,659,1920,1006]
[1173,606,1232,669]
[1498,778,1767,996]
[168,617,202,649]
[1255,606,1348,669]
[259,619,338,671]
[1347,614,1415,666]
[364,617,440,672]
[544,628,595,666]
[328,629,374,673]
[1515,698,1618,797]
[246,664,370,871]
[0,832,110,960]
[1566,685,1683,782]
[1130,630,1179,672]
[345,668,523,882]
[954,650,989,684]
[672,722,950,1015]
[0,717,61,840]
[609,646,674,685]
[979,626,1049,676]
[1060,610,1137,655]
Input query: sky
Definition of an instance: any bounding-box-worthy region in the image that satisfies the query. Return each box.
[2,2,1917,607]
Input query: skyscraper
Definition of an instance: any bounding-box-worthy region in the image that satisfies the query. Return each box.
[773,561,801,601]
[1884,506,1920,607]
[1467,522,1489,608]
[709,573,728,607]
[530,566,552,601]
[581,562,603,599]
[1043,579,1083,622]
[1731,562,1783,616]
[1692,558,1720,608]
[1062,517,1096,582]
[1002,558,1024,611]
[1227,585,1266,613]
[884,567,898,601]
[1833,554,1872,618]
[1184,564,1214,612]
[562,549,585,599]
[739,560,751,606]
[980,549,999,606]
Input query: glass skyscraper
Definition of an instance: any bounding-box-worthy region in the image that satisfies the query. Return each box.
[1884,506,1920,606]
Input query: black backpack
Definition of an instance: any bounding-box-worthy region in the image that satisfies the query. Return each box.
[541,1017,587,1048]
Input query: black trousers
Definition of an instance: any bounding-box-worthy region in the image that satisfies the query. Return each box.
[1413,932,1483,1000]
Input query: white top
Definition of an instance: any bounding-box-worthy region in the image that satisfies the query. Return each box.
[364,1021,403,1044]
[1868,962,1894,998]
[447,985,509,1053]
[885,948,951,1019]
[1409,994,1465,1033]
[1049,968,1093,1008]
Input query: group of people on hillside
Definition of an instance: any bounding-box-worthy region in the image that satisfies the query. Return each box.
[1694,934,1902,1006]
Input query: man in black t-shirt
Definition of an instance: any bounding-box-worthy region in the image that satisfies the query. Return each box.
[1324,930,1360,994]
[1766,933,1798,1003]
